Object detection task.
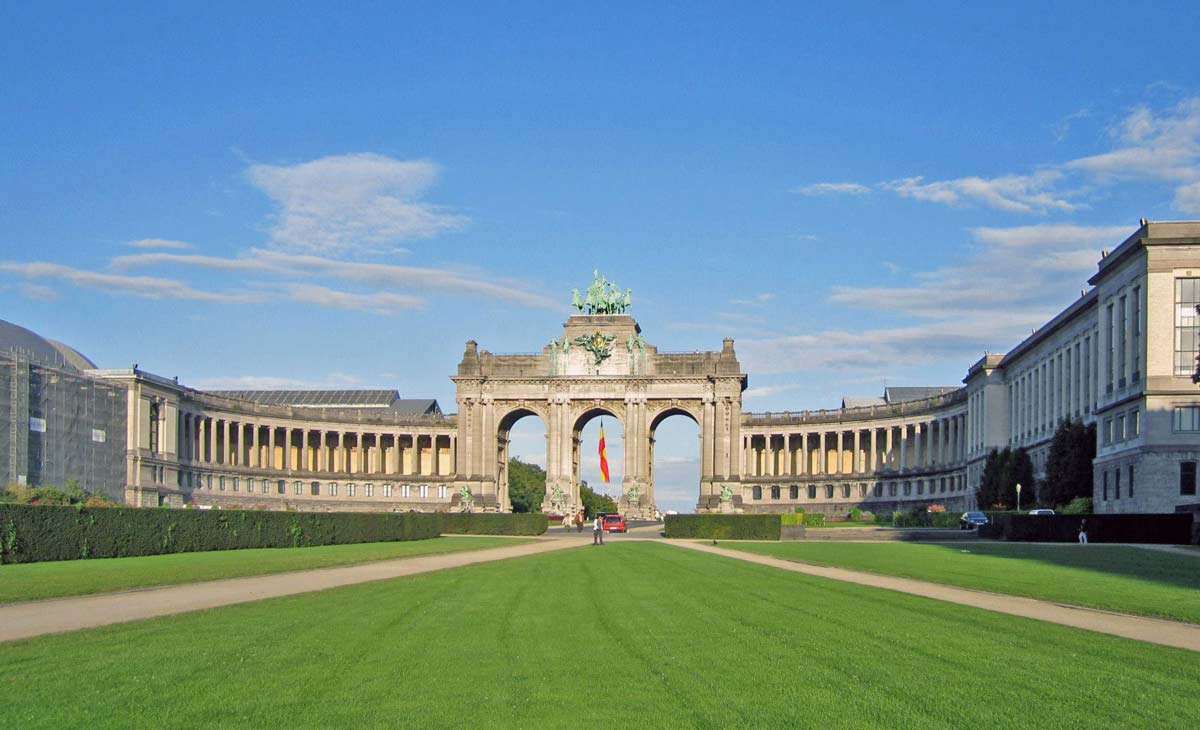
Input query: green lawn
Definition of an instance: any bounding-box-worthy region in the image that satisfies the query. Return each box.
[0,536,532,604]
[722,541,1200,623]
[1,542,1195,730]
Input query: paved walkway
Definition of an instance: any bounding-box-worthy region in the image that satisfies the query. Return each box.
[0,538,581,643]
[669,540,1200,652]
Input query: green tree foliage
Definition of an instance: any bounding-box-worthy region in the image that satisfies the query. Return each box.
[579,481,617,518]
[0,481,119,507]
[977,447,1035,509]
[507,458,546,513]
[1041,419,1097,507]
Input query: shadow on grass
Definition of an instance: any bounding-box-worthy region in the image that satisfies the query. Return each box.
[921,542,1200,593]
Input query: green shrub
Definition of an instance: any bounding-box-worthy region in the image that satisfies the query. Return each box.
[780,512,805,526]
[1060,497,1093,515]
[438,513,547,536]
[0,504,442,564]
[664,514,781,540]
[803,513,826,527]
[848,507,862,522]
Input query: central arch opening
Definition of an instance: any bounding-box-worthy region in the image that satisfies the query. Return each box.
[573,408,623,517]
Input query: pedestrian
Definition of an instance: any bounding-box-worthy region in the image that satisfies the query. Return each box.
[574,510,584,533]
[1078,518,1088,544]
[593,513,604,545]
[561,513,571,530]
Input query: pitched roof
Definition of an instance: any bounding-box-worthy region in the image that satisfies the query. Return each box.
[884,386,959,403]
[208,390,441,414]
[842,396,886,409]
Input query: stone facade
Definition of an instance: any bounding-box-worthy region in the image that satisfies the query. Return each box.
[7,222,1200,516]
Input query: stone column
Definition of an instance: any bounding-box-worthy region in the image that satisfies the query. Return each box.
[782,434,791,476]
[267,425,276,471]
[899,425,907,471]
[835,431,843,475]
[870,427,878,472]
[948,417,956,465]
[818,432,826,474]
[853,429,861,474]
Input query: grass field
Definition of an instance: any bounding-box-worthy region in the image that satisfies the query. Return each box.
[0,536,532,604]
[722,541,1200,623]
[1,542,1196,729]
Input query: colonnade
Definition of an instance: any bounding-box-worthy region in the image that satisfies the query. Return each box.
[177,413,455,478]
[741,413,968,478]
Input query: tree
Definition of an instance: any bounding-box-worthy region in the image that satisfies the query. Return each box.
[1041,418,1096,507]
[579,481,617,518]
[507,458,546,513]
[976,446,1035,510]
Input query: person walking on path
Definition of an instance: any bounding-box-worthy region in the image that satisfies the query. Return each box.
[593,514,605,545]
[574,510,584,533]
[1078,518,1089,544]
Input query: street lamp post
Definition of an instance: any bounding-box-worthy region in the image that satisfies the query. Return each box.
[1015,482,1022,512]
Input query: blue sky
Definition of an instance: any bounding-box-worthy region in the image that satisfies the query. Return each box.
[3,2,1199,511]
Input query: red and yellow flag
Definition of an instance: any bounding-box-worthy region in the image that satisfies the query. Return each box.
[598,421,610,483]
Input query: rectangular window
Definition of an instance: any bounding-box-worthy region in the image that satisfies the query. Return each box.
[92,428,106,443]
[347,483,355,497]
[903,482,911,496]
[1181,461,1197,496]
[438,485,447,499]
[294,481,303,495]
[1117,295,1127,387]
[383,484,392,498]
[842,485,851,498]
[219,476,226,491]
[1128,464,1134,498]
[1131,286,1141,380]
[888,483,896,497]
[149,402,160,453]
[1117,415,1126,442]
[1131,409,1140,437]
[1175,278,1200,376]
[364,484,373,497]
[232,477,239,492]
[770,486,780,499]
[807,485,817,499]
[313,482,322,496]
[420,484,429,498]
[873,483,882,498]
[1174,406,1200,432]
[1103,418,1113,445]
[825,485,834,499]
[1115,468,1121,499]
[752,486,762,500]
[262,480,270,494]
[277,480,286,495]
[1102,470,1109,501]
[916,481,924,495]
[402,484,410,498]
[1106,303,1116,391]
[789,485,798,499]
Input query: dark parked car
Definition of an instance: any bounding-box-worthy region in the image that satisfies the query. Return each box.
[960,511,989,530]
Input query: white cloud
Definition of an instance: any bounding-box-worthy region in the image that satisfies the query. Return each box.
[1175,181,1200,214]
[112,249,557,309]
[793,182,871,196]
[746,223,1126,376]
[247,153,468,255]
[881,171,1079,214]
[1066,98,1200,183]
[124,238,194,250]
[730,292,774,306]
[19,283,58,301]
[0,261,264,303]
[743,384,803,399]
[285,283,424,314]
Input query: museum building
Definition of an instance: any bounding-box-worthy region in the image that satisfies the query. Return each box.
[2,221,1199,516]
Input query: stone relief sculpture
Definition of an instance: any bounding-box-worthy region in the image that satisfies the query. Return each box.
[549,482,565,512]
[719,484,734,503]
[459,485,475,512]
[571,270,633,314]
[627,482,640,505]
[574,331,616,365]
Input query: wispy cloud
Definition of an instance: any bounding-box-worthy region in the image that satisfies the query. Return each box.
[744,223,1126,375]
[0,261,264,303]
[285,283,424,314]
[793,182,871,196]
[795,97,1200,215]
[19,283,58,302]
[729,292,774,306]
[247,153,468,255]
[124,238,194,250]
[112,249,558,309]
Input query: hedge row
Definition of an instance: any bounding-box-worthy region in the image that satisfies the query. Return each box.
[0,505,548,564]
[439,512,547,536]
[978,513,1193,544]
[664,514,781,540]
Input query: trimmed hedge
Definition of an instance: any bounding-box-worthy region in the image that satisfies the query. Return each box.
[979,513,1193,544]
[438,513,547,536]
[803,513,826,527]
[664,514,781,540]
[0,504,442,564]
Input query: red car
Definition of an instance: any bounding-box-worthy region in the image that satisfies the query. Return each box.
[602,513,627,533]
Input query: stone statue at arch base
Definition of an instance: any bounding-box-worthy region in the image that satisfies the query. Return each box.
[618,481,656,520]
[697,483,745,514]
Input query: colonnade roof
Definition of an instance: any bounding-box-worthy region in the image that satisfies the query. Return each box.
[744,387,967,426]
[207,389,441,414]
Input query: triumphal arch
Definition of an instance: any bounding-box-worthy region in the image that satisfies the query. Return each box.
[452,273,746,517]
